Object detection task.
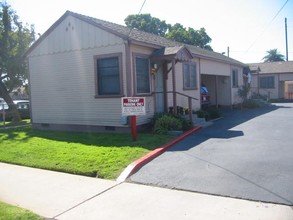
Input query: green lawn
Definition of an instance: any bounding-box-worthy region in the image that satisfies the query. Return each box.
[0,126,174,179]
[0,201,42,220]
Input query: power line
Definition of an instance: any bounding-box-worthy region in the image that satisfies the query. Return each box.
[271,0,289,23]
[245,0,290,53]
[138,0,147,14]
[127,0,147,37]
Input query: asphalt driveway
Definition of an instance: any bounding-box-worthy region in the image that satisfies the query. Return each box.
[129,103,293,205]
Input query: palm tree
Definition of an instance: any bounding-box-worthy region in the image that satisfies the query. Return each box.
[262,49,285,62]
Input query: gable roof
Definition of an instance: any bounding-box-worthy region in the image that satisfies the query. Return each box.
[248,61,293,74]
[26,11,246,67]
[151,45,194,61]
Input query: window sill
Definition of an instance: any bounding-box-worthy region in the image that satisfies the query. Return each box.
[134,93,152,97]
[183,87,198,90]
[95,95,124,99]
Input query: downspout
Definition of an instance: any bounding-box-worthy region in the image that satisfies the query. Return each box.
[124,40,132,97]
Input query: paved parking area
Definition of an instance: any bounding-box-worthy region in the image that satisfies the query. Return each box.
[129,103,293,205]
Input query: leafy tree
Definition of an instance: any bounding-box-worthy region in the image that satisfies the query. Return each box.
[124,14,212,50]
[164,23,187,43]
[0,2,35,121]
[124,14,169,37]
[166,25,212,50]
[262,49,285,62]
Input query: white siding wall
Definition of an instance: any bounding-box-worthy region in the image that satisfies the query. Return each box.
[201,59,231,76]
[217,76,232,106]
[231,66,244,105]
[29,46,128,126]
[279,73,293,81]
[250,74,259,97]
[28,15,133,127]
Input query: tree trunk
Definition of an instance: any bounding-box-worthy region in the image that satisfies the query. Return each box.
[0,80,21,122]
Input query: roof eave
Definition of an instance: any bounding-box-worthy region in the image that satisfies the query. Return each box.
[25,10,246,68]
[193,53,247,67]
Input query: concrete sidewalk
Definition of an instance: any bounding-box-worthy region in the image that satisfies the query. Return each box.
[0,163,292,220]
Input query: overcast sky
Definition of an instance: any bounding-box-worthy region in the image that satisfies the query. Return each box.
[6,0,293,63]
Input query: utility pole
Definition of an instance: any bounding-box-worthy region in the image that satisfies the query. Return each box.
[227,46,230,57]
[285,18,288,61]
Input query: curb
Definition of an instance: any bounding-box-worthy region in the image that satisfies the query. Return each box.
[117,126,202,182]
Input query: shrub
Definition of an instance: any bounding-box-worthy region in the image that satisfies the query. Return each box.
[242,99,261,109]
[150,112,166,127]
[194,110,208,119]
[251,93,268,101]
[238,84,250,101]
[172,114,193,131]
[194,106,221,120]
[153,114,183,134]
[206,107,221,119]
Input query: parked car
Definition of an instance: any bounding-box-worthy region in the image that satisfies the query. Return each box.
[0,100,30,121]
[201,84,210,106]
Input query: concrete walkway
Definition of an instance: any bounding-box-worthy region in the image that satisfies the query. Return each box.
[0,162,292,220]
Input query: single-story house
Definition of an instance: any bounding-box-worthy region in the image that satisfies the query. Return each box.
[249,61,293,100]
[26,11,246,132]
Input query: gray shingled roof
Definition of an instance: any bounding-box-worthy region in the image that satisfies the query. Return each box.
[27,10,246,67]
[69,11,245,67]
[68,11,180,48]
[248,61,293,74]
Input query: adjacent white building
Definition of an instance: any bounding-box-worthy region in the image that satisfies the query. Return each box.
[249,61,293,100]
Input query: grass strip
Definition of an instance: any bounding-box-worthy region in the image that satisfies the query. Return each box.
[0,201,43,220]
[0,127,174,179]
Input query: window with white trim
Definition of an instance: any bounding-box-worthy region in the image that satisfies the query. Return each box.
[260,76,274,89]
[232,69,238,88]
[183,62,197,89]
[96,55,122,96]
[135,56,151,94]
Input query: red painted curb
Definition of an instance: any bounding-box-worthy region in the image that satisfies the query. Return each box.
[117,126,202,182]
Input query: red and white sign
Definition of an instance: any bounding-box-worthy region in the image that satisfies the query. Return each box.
[122,97,146,116]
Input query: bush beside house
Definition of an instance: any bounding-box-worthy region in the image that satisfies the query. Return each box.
[152,113,192,134]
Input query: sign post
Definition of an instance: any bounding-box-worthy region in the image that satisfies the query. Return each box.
[122,97,146,141]
[131,115,137,141]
